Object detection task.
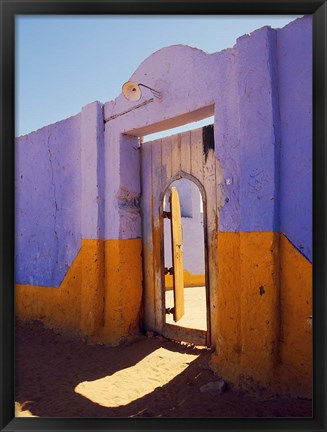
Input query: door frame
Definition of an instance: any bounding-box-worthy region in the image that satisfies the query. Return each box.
[140,126,220,349]
[159,170,211,347]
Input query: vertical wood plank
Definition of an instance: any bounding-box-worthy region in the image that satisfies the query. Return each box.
[170,187,185,322]
[171,133,181,176]
[190,128,204,184]
[203,131,218,346]
[180,130,191,174]
[151,138,163,330]
[215,157,225,213]
[203,142,217,234]
[161,135,172,188]
[161,135,172,304]
[178,133,182,172]
[141,141,155,330]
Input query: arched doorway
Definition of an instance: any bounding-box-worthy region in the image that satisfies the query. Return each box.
[161,175,210,344]
[141,126,219,348]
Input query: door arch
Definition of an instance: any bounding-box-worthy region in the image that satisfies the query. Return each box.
[159,172,211,346]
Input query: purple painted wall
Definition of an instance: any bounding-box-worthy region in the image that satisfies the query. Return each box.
[80,102,105,239]
[214,17,312,262]
[238,28,280,233]
[15,16,312,289]
[277,16,312,262]
[216,26,280,233]
[15,114,82,287]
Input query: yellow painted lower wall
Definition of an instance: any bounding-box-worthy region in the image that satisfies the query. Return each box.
[101,240,143,345]
[277,234,312,398]
[16,231,311,397]
[210,232,312,398]
[165,269,205,289]
[16,238,143,346]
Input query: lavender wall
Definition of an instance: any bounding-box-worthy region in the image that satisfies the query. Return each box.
[277,16,312,262]
[215,26,280,233]
[104,27,283,238]
[15,114,82,287]
[15,16,312,289]
[214,17,312,262]
[80,102,105,239]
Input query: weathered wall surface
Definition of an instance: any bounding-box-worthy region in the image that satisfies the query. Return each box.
[15,114,82,287]
[15,100,143,345]
[210,16,312,398]
[210,24,283,394]
[16,239,142,344]
[277,16,312,262]
[15,16,312,397]
[277,15,312,397]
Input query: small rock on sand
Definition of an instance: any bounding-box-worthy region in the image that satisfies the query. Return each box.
[200,380,227,394]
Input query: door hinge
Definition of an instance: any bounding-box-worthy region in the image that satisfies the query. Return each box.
[163,211,171,219]
[164,267,174,275]
[165,307,175,315]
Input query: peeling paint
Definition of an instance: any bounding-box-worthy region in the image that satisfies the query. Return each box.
[116,187,140,212]
[202,124,215,162]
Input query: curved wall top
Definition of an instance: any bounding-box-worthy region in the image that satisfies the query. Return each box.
[103,17,312,261]
[104,44,222,136]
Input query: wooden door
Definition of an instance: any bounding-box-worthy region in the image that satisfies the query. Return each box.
[169,187,184,322]
[141,125,219,347]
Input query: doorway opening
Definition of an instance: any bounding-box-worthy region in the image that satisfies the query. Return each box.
[160,174,210,345]
[140,123,217,348]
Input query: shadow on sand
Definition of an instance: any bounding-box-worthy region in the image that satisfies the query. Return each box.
[15,320,312,418]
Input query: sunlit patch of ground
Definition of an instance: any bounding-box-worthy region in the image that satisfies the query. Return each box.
[15,401,38,417]
[75,347,199,408]
[165,286,207,330]
[15,320,313,418]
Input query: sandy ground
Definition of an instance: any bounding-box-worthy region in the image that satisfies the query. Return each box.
[15,319,312,418]
[165,286,207,330]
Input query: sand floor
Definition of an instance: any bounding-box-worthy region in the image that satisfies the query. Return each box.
[165,286,207,330]
[15,320,312,418]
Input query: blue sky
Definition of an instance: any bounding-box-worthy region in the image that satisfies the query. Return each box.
[16,15,301,137]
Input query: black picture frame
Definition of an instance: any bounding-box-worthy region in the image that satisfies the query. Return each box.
[1,1,326,431]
